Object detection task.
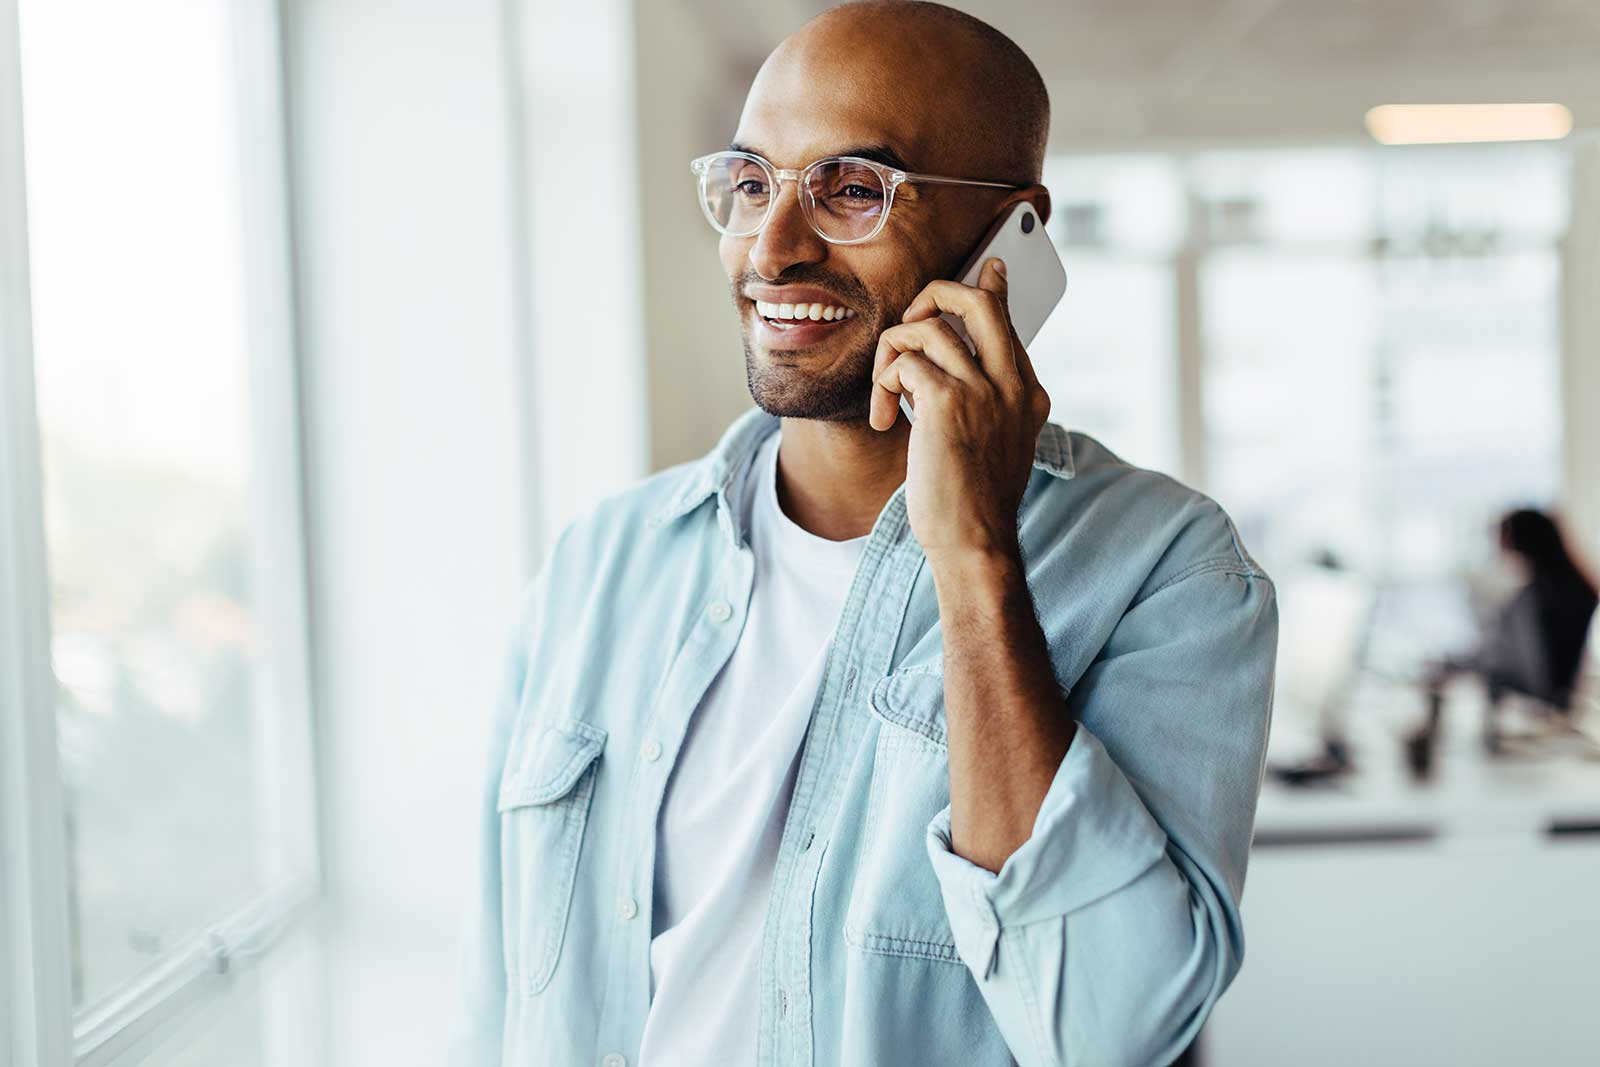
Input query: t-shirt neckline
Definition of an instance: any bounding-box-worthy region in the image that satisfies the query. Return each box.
[756,430,870,572]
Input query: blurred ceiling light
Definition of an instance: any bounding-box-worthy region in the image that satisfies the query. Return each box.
[1365,103,1573,145]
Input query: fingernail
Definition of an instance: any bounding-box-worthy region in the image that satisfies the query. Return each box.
[992,258,1006,277]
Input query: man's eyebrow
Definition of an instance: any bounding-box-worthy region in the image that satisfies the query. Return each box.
[840,143,915,170]
[726,141,915,172]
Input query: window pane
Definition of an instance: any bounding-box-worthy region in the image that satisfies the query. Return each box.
[1197,144,1566,677]
[18,0,276,1011]
[1375,141,1569,245]
[1200,249,1380,569]
[1030,252,1179,474]
[1189,147,1374,246]
[1038,155,1182,473]
[1378,248,1563,571]
[146,976,264,1067]
[1044,153,1186,255]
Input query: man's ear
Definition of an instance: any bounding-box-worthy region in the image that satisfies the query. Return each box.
[1023,184,1051,228]
[996,185,1051,228]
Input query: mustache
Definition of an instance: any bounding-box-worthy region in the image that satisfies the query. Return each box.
[732,269,873,310]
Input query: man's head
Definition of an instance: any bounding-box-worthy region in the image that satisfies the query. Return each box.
[719,1,1051,422]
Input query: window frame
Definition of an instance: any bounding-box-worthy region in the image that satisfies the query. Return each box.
[0,0,75,1060]
[0,0,323,1062]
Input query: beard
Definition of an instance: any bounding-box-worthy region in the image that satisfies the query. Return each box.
[741,325,878,422]
[732,267,882,423]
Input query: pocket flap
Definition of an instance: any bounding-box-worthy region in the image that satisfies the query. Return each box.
[867,667,947,748]
[497,717,607,811]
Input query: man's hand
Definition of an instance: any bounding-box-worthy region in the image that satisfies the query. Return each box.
[872,256,1071,872]
[869,257,1052,565]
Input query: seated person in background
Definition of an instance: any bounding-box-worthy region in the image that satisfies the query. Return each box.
[1423,508,1598,750]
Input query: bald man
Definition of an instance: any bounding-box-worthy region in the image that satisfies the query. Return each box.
[452,3,1277,1065]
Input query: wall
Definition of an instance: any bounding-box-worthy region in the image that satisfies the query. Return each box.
[635,0,770,470]
[282,2,532,1062]
[514,0,651,546]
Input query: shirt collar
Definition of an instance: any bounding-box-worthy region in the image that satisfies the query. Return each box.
[647,405,1076,534]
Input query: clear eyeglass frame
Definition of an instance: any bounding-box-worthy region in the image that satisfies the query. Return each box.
[689,150,1024,246]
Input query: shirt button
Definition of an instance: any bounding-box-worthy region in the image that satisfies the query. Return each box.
[641,739,662,762]
[602,1056,626,1067]
[707,599,732,623]
[617,896,638,921]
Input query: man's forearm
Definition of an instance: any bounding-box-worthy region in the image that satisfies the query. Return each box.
[929,544,1077,874]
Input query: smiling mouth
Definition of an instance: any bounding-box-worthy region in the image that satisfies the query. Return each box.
[753,299,856,328]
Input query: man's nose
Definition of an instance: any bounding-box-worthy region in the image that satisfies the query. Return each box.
[748,179,826,280]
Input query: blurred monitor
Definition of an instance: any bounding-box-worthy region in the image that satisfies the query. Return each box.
[1363,576,1486,681]
[1269,561,1377,760]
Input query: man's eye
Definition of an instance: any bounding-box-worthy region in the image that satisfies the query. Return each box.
[734,180,768,196]
[823,184,883,207]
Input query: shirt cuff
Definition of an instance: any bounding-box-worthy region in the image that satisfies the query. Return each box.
[925,725,1169,977]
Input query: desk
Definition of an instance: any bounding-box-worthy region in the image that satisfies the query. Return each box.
[1202,689,1600,1066]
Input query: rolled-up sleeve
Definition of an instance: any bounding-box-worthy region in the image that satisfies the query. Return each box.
[925,563,1278,1067]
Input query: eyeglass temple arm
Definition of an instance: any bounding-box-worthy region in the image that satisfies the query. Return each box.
[900,172,1025,190]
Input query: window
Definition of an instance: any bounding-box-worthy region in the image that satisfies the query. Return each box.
[1044,142,1568,678]
[1,0,319,1062]
[1033,154,1185,474]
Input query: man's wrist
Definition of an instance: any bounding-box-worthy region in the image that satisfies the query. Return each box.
[926,540,1026,606]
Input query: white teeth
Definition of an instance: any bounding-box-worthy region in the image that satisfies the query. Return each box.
[753,298,854,322]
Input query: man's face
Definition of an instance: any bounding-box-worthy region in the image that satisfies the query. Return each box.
[719,44,1004,422]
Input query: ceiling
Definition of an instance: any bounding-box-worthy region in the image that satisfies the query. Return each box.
[692,0,1600,147]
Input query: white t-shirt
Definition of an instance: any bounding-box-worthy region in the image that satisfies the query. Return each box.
[638,428,868,1066]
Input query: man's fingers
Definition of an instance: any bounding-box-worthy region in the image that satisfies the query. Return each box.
[881,257,1052,431]
[899,263,1020,390]
[869,351,954,431]
[874,318,985,387]
[1008,317,1042,396]
[975,257,1038,397]
[977,255,1008,304]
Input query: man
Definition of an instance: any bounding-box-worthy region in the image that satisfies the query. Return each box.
[453,3,1277,1065]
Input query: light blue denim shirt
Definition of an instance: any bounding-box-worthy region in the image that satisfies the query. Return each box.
[452,406,1277,1067]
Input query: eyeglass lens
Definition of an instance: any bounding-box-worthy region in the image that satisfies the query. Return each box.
[699,155,887,242]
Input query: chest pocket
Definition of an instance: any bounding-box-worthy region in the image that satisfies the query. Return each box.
[845,667,962,964]
[497,715,607,994]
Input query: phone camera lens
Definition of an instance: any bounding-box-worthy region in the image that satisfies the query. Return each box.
[1020,211,1035,233]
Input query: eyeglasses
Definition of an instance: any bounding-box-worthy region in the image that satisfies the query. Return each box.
[689,150,1023,245]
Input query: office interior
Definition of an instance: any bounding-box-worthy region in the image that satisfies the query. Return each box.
[1,1,1598,1065]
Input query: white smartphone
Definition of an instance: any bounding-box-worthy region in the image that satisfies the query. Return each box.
[897,200,1067,423]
